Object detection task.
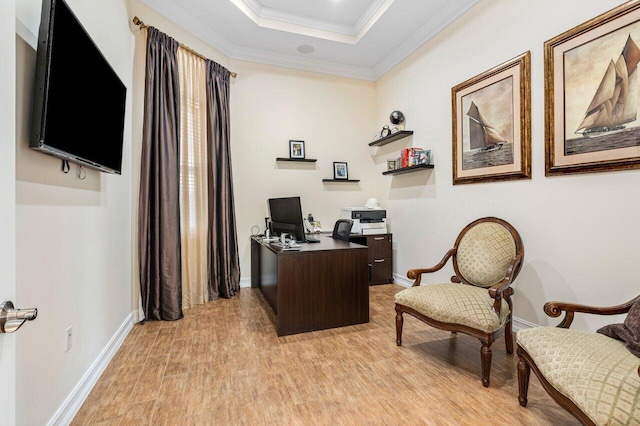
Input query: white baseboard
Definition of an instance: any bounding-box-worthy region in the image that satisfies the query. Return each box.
[512,317,538,332]
[240,277,252,288]
[392,273,412,287]
[48,313,135,426]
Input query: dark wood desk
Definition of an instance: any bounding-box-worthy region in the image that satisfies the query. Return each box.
[250,236,369,336]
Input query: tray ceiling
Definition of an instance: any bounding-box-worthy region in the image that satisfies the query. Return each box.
[140,0,479,81]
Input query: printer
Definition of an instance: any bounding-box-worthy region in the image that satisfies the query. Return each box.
[341,207,387,235]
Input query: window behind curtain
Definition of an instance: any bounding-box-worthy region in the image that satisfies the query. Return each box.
[177,47,208,308]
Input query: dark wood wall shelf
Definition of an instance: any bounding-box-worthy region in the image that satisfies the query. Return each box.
[369,130,414,147]
[383,164,434,175]
[276,157,317,163]
[322,179,360,183]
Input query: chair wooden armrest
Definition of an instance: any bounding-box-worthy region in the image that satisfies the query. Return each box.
[488,254,523,296]
[406,248,456,286]
[518,293,640,423]
[544,295,640,328]
[486,254,522,315]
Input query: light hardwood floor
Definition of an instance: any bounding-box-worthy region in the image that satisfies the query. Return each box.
[71,284,577,425]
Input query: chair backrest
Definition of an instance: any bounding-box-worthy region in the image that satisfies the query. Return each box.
[452,217,523,288]
[332,219,353,241]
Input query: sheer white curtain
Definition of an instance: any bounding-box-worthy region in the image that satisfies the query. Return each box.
[177,47,208,309]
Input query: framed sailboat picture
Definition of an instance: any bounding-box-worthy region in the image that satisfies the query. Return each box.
[545,1,640,176]
[452,52,531,185]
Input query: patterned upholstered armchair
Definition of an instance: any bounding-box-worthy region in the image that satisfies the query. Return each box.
[395,217,524,387]
[517,296,640,425]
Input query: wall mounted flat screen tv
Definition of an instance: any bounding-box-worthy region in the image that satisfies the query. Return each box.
[30,0,126,174]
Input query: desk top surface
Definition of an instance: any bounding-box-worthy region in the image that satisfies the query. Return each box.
[251,235,367,254]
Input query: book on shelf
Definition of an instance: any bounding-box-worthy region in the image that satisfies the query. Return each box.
[413,149,431,165]
[400,147,427,168]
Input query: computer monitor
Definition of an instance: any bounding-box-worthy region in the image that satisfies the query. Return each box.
[268,196,306,242]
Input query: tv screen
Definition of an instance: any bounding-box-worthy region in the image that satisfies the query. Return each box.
[30,0,126,174]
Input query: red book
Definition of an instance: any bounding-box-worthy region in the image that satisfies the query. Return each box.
[401,148,409,168]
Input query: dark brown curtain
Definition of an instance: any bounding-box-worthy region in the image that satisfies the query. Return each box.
[205,60,240,299]
[138,27,183,321]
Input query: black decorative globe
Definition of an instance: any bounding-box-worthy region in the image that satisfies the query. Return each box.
[390,110,405,125]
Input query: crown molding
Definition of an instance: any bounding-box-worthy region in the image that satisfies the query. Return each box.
[239,0,354,35]
[230,43,376,81]
[372,0,479,80]
[228,0,355,44]
[230,0,394,43]
[354,0,392,37]
[141,0,376,79]
[353,0,394,43]
[237,0,392,37]
[140,0,477,82]
[140,0,235,55]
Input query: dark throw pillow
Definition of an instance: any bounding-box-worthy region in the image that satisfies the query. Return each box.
[597,299,640,358]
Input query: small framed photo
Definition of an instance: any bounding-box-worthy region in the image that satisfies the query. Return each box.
[289,140,305,159]
[387,159,397,171]
[333,162,348,179]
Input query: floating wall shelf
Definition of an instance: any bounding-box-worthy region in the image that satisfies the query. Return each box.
[276,158,317,163]
[382,164,434,176]
[369,130,414,147]
[322,179,360,183]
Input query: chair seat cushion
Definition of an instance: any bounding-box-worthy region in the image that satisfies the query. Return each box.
[394,283,509,333]
[517,327,640,425]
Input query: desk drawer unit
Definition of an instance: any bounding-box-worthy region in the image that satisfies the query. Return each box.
[351,234,393,285]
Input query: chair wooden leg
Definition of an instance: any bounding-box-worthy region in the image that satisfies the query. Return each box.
[480,343,492,387]
[517,355,530,407]
[395,307,403,346]
[505,318,514,354]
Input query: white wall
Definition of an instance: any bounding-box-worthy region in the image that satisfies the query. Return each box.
[375,0,638,330]
[10,1,637,421]
[128,0,638,328]
[15,0,134,424]
[229,60,378,282]
[127,0,379,290]
[1,1,17,423]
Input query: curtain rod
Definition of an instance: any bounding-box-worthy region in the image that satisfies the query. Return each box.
[132,16,237,79]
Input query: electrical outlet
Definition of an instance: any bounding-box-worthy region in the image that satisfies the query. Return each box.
[66,326,73,352]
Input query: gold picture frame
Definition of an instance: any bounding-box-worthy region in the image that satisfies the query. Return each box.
[452,52,531,185]
[545,1,640,176]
